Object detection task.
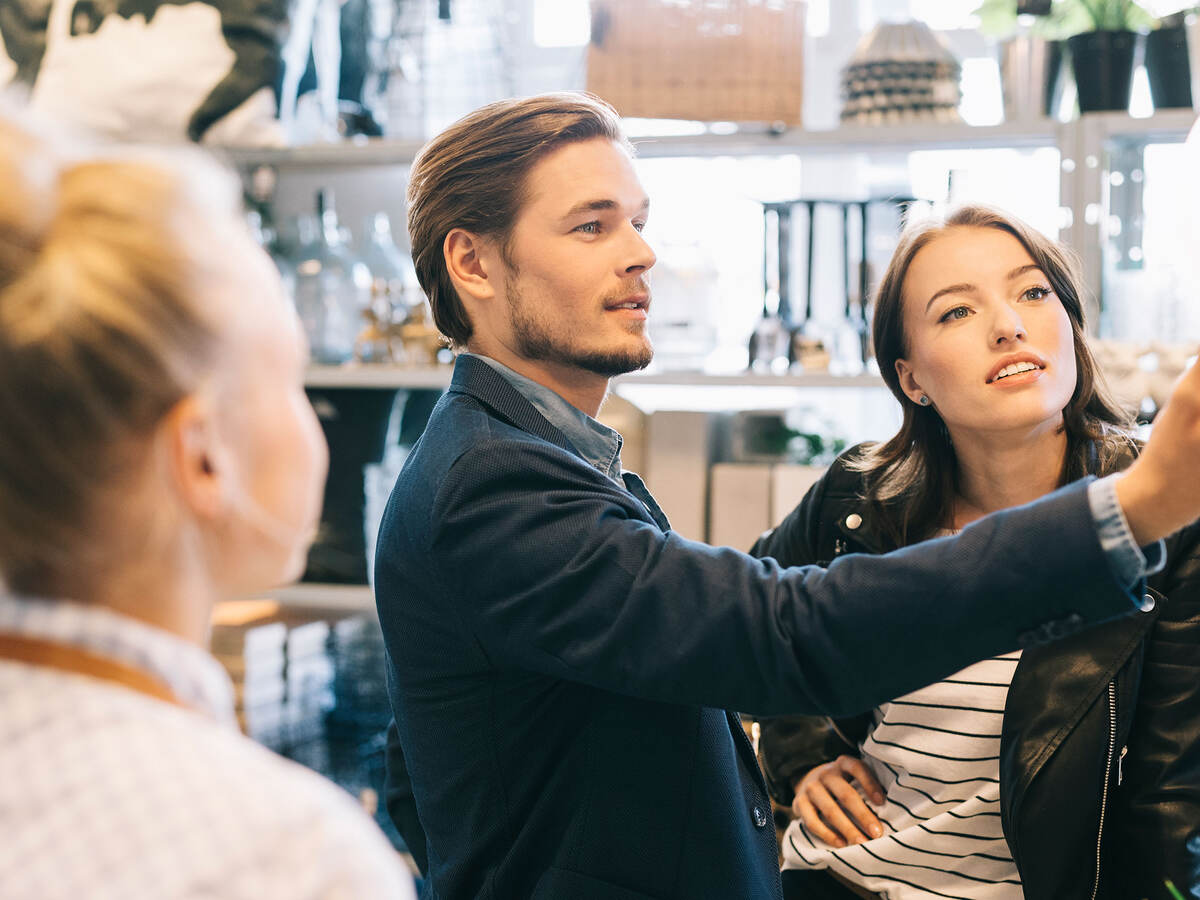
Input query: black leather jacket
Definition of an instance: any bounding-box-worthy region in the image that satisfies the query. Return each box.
[751,445,1200,900]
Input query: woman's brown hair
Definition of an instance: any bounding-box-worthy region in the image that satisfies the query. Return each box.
[852,204,1135,546]
[406,91,631,348]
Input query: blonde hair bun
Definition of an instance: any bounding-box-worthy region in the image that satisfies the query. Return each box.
[0,106,245,597]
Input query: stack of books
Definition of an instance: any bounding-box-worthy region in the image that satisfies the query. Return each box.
[210,600,290,749]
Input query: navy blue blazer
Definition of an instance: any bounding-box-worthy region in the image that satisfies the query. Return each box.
[374,354,1139,900]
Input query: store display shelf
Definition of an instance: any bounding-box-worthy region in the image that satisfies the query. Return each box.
[305,364,453,389]
[216,111,1194,171]
[617,370,886,387]
[217,137,426,169]
[630,119,1062,158]
[1086,108,1197,142]
[219,120,1061,170]
[304,365,886,390]
[266,582,376,614]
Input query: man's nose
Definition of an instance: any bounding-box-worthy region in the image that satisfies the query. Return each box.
[622,225,656,275]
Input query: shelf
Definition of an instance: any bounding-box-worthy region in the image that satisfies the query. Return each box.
[216,137,426,169]
[265,583,376,614]
[304,365,886,390]
[217,119,1060,170]
[305,364,453,389]
[616,371,885,387]
[1083,109,1196,143]
[214,111,1194,170]
[630,119,1062,158]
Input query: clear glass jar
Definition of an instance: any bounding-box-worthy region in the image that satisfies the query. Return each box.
[292,190,372,365]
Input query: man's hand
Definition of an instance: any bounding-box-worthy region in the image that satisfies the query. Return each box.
[792,755,886,849]
[1117,355,1200,545]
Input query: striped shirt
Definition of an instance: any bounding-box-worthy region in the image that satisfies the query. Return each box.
[0,594,416,900]
[781,651,1024,899]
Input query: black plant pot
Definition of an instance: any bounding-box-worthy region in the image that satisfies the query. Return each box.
[1145,25,1193,109]
[1044,40,1067,117]
[1068,30,1138,113]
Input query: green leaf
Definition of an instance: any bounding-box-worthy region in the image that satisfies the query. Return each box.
[974,0,1018,36]
[1048,0,1154,34]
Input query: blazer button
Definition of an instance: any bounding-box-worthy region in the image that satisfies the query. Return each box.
[1139,593,1156,612]
[844,513,863,531]
[753,806,768,828]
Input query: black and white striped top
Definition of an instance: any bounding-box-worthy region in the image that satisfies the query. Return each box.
[780,651,1023,899]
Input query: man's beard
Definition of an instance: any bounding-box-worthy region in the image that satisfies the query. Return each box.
[506,278,654,377]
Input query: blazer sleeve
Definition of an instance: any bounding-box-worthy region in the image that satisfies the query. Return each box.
[1111,521,1200,897]
[428,438,1140,718]
[758,714,859,807]
[384,719,429,875]
[751,469,869,806]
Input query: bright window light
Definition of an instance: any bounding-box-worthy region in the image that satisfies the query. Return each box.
[959,57,1004,127]
[533,0,590,48]
[807,0,830,37]
[907,0,977,30]
[1129,65,1153,119]
[1142,1,1193,15]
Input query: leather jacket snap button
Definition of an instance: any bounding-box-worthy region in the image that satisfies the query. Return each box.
[844,513,862,530]
[1139,593,1156,612]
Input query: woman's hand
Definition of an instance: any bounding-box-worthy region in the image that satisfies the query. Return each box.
[793,755,886,848]
[1117,355,1200,545]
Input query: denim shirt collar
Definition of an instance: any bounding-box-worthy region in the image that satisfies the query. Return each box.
[463,353,624,485]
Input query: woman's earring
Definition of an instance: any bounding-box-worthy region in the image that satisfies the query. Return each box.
[918,395,931,406]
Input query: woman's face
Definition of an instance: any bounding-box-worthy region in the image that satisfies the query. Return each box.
[895,226,1078,441]
[206,234,328,593]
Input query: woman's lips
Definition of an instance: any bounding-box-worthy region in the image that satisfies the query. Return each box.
[989,367,1044,387]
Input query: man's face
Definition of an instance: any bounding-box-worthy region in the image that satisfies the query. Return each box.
[489,137,656,377]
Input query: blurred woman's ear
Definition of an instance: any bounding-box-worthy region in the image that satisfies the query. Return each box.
[160,394,226,522]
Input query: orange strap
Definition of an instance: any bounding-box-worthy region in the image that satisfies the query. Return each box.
[0,632,182,708]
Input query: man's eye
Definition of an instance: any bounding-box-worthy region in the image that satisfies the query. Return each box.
[633,221,646,232]
[576,221,600,234]
[939,306,971,323]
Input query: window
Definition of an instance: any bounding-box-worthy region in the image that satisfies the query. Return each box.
[533,0,590,47]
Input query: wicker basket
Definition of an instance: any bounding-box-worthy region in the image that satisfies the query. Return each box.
[586,0,806,125]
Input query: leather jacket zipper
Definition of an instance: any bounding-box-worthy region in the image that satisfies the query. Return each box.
[1091,681,1118,900]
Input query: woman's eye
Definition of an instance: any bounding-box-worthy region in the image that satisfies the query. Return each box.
[633,221,646,233]
[939,306,971,323]
[1023,286,1051,301]
[575,221,600,235]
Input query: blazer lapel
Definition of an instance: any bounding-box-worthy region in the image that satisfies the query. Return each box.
[620,470,672,532]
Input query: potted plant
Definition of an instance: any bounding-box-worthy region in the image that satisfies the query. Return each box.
[975,0,1076,119]
[1144,7,1197,110]
[1062,0,1155,112]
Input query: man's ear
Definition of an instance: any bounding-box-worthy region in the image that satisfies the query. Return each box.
[894,357,929,406]
[444,228,497,303]
[161,395,226,521]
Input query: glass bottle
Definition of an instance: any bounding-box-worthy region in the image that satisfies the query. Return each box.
[356,212,424,363]
[749,301,791,374]
[292,189,372,365]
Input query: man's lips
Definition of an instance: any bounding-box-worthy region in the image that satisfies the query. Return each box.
[605,294,649,319]
[605,294,649,312]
